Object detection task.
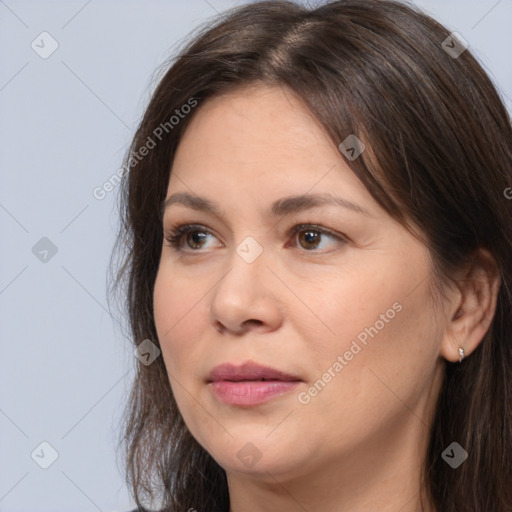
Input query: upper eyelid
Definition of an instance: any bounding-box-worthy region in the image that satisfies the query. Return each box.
[290,223,344,238]
[164,222,346,248]
[164,222,340,236]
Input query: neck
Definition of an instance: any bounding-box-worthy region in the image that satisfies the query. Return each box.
[227,414,436,512]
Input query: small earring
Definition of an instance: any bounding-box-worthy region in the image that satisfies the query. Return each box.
[458,347,465,363]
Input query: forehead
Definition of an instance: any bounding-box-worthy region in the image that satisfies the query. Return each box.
[166,85,384,220]
[172,85,336,168]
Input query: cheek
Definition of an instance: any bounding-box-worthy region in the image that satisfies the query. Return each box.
[300,269,401,358]
[302,257,441,395]
[304,276,441,417]
[153,266,207,373]
[153,266,216,437]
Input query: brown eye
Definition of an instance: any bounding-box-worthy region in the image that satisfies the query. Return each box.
[289,224,346,252]
[298,230,322,250]
[164,224,218,251]
[185,231,209,249]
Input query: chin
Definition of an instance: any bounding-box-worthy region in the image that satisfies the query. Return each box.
[203,430,307,476]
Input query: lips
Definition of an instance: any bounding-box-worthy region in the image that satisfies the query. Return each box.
[206,362,302,406]
[207,361,301,383]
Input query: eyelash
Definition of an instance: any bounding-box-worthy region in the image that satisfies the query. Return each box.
[163,222,347,253]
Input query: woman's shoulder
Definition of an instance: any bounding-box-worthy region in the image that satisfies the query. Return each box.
[126,508,171,512]
[126,509,159,512]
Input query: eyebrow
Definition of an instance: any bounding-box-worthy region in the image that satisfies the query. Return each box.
[161,191,370,218]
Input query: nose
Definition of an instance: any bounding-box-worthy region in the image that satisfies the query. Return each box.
[209,245,284,335]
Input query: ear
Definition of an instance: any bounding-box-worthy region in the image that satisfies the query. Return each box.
[440,248,501,363]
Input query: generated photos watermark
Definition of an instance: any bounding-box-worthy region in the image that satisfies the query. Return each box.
[93,98,198,200]
[298,301,403,405]
[441,31,469,59]
[441,441,468,469]
[134,339,161,366]
[338,134,366,161]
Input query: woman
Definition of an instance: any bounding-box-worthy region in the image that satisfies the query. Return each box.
[112,1,512,511]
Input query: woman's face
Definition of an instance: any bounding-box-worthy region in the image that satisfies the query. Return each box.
[153,85,448,483]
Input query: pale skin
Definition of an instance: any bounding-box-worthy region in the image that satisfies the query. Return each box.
[153,85,500,512]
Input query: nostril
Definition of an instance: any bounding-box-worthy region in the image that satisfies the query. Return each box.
[244,319,264,327]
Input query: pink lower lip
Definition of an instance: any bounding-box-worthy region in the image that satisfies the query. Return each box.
[209,380,300,405]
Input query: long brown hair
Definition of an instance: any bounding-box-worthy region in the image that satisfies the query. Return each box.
[110,1,512,510]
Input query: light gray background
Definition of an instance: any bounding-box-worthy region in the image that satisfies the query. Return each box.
[0,1,510,511]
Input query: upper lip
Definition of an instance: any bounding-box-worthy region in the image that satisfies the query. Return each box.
[207,361,301,382]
